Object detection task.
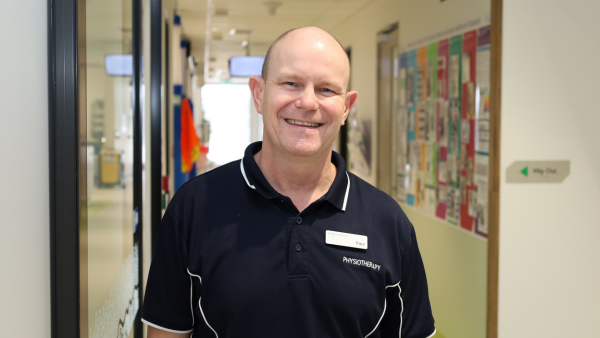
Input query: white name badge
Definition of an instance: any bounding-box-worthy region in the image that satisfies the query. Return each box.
[325,230,368,250]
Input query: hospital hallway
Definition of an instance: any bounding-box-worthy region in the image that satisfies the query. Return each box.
[1,0,599,337]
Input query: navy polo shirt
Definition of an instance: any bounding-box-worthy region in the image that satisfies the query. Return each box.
[142,142,435,338]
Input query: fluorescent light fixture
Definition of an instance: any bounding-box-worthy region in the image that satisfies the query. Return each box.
[229,56,265,77]
[104,54,144,76]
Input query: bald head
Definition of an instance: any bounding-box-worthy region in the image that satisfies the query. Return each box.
[261,26,351,91]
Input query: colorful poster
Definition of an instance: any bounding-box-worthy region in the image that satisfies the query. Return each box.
[476,26,491,155]
[435,39,449,220]
[406,50,417,206]
[397,53,409,203]
[474,153,489,236]
[425,141,437,187]
[448,34,462,193]
[395,25,491,238]
[396,107,408,203]
[458,30,477,232]
[417,46,428,102]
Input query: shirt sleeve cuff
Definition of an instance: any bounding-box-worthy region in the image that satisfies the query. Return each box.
[425,327,437,338]
[141,317,193,334]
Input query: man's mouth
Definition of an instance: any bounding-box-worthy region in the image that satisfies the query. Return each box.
[285,119,323,128]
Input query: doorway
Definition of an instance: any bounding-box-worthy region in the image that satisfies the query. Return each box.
[376,24,399,196]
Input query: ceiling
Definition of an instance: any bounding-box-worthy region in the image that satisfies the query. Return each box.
[176,0,376,82]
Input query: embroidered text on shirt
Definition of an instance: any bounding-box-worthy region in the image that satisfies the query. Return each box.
[343,256,381,271]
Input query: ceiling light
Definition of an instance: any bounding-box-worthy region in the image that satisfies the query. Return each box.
[214,8,228,16]
[263,1,282,16]
[241,40,248,47]
[229,29,255,36]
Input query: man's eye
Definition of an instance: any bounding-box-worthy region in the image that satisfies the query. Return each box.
[320,88,335,94]
[285,82,295,86]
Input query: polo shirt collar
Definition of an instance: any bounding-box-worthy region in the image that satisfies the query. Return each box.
[240,142,351,211]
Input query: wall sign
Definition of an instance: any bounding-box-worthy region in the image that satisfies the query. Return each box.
[506,160,570,183]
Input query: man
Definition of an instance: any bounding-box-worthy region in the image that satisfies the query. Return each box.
[142,26,435,338]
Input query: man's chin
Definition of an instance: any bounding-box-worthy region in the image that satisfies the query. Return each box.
[280,141,325,158]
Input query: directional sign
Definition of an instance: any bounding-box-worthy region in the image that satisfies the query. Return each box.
[506,160,570,183]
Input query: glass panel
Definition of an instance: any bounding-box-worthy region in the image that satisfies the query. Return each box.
[86,0,139,337]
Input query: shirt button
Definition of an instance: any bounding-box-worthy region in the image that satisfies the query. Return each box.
[295,217,302,224]
[294,243,303,252]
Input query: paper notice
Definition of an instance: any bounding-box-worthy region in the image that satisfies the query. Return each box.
[462,53,471,83]
[449,54,460,98]
[461,119,471,144]
[399,68,407,106]
[476,46,490,90]
[476,120,490,153]
[474,154,489,206]
[438,161,448,184]
[438,99,449,147]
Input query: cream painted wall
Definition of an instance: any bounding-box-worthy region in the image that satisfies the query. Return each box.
[0,0,50,337]
[498,1,600,337]
[332,0,490,186]
[331,1,490,337]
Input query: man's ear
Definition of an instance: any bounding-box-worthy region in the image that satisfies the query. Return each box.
[341,91,358,126]
[249,75,265,115]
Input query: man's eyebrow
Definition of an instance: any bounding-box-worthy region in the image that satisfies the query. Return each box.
[274,73,346,92]
[275,73,302,80]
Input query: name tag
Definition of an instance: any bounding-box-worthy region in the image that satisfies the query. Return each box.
[325,230,368,250]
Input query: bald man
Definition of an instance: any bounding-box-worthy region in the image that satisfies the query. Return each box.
[143,27,436,338]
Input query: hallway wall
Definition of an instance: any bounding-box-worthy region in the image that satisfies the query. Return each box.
[498,1,600,336]
[332,1,490,337]
[0,0,50,336]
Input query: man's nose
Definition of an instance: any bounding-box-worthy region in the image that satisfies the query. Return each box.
[295,85,319,111]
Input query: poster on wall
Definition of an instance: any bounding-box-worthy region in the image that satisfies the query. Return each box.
[397,25,491,238]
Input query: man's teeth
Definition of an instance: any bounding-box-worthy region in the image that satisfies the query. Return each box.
[286,119,321,128]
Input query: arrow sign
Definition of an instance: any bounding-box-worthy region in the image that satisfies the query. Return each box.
[507,161,570,183]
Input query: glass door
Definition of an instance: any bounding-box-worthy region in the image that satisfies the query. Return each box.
[85,0,139,337]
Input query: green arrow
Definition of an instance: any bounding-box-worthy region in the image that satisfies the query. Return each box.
[521,166,529,177]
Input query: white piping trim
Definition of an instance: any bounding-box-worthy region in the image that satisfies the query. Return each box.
[364,282,400,338]
[342,172,351,211]
[189,275,195,326]
[240,160,256,189]
[187,269,219,337]
[141,318,193,334]
[398,284,404,338]
[425,328,437,338]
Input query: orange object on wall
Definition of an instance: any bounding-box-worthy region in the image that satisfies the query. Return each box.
[180,97,200,173]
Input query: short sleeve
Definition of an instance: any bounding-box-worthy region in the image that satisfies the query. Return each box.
[379,226,436,338]
[142,209,194,333]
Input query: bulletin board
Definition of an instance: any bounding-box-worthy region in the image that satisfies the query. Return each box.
[396,25,492,238]
[392,2,503,336]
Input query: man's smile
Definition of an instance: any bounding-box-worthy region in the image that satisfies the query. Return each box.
[284,118,324,128]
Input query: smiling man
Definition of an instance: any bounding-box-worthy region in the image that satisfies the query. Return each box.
[142,27,436,338]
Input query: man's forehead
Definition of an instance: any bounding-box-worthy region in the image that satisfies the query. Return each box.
[275,27,344,56]
[268,28,350,86]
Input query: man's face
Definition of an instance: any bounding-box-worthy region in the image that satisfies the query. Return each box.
[251,28,357,159]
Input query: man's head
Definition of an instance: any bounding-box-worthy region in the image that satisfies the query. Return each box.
[249,26,358,159]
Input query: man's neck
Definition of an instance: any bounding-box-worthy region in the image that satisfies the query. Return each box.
[254,141,336,212]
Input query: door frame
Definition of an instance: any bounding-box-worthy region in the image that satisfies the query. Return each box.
[487,0,503,336]
[48,0,87,336]
[48,0,146,336]
[376,23,399,195]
